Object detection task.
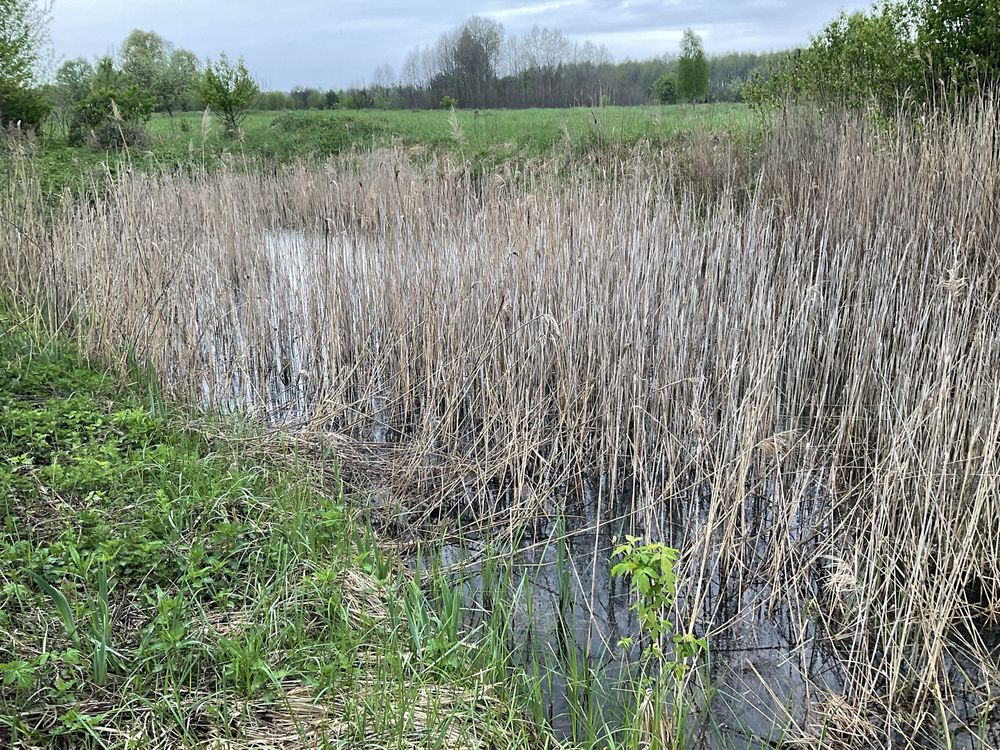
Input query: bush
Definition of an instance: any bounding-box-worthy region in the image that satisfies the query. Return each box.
[85,120,149,150]
[341,88,375,110]
[69,86,154,149]
[440,95,457,109]
[258,90,294,111]
[651,74,678,104]
[0,83,50,129]
[262,111,387,159]
[741,0,1000,110]
[919,0,1000,97]
[745,3,922,111]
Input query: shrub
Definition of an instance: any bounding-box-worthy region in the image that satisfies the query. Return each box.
[440,95,457,109]
[0,82,50,129]
[68,86,154,149]
[753,3,922,111]
[262,111,387,159]
[85,120,149,151]
[341,88,374,110]
[918,0,1000,97]
[258,90,294,111]
[651,74,678,104]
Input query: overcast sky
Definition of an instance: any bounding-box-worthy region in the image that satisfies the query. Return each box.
[50,1,871,90]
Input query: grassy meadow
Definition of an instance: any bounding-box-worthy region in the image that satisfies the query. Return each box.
[2,95,1000,749]
[148,103,753,157]
[29,103,754,194]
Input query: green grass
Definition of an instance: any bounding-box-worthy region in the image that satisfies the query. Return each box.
[0,305,542,749]
[151,103,752,159]
[27,103,755,196]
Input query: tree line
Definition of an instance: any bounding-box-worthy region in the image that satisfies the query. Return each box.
[253,32,776,112]
[3,0,997,144]
[313,22,777,110]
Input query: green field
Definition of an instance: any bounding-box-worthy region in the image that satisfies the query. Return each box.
[31,103,755,195]
[150,103,753,158]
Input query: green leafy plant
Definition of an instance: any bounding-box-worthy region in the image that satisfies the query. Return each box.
[612,536,709,747]
[0,659,35,694]
[611,536,705,671]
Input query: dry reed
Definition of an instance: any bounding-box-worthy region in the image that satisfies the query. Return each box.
[3,100,999,746]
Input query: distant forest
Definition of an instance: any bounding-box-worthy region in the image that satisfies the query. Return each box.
[273,18,784,110]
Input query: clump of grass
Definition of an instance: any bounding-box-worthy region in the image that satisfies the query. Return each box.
[448,106,466,147]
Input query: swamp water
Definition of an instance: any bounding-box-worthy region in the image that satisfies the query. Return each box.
[431,482,1000,749]
[185,229,999,748]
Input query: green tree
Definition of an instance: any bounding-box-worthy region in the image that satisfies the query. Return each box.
[342,87,375,109]
[120,30,200,117]
[651,73,678,104]
[306,89,326,110]
[120,30,169,92]
[0,83,49,128]
[290,86,313,109]
[0,0,51,127]
[0,0,49,89]
[743,0,1000,110]
[54,57,95,102]
[64,54,153,148]
[258,90,293,110]
[47,57,95,136]
[198,54,259,136]
[91,55,121,90]
[160,48,200,116]
[69,85,154,148]
[918,0,1000,96]
[676,29,709,102]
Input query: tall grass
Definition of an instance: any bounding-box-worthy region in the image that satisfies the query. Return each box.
[3,98,1000,746]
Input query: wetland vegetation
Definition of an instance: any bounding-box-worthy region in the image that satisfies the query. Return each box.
[2,0,1000,748]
